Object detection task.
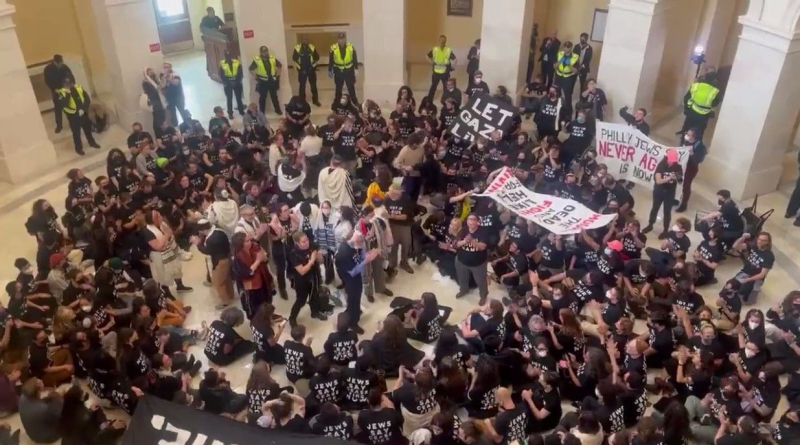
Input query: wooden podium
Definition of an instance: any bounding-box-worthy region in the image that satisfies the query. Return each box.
[201,27,240,83]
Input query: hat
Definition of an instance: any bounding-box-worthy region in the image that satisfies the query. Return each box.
[215,189,230,200]
[49,252,65,268]
[108,258,124,270]
[665,149,678,163]
[606,240,623,252]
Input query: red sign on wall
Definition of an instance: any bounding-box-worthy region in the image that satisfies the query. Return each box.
[149,43,161,53]
[243,29,254,39]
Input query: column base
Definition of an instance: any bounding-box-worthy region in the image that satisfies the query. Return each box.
[0,139,57,185]
[364,81,406,110]
[703,154,784,200]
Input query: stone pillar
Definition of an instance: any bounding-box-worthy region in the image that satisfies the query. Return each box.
[90,0,163,132]
[478,0,535,97]
[597,0,673,119]
[233,0,292,111]
[704,20,800,200]
[362,0,406,109]
[0,1,57,184]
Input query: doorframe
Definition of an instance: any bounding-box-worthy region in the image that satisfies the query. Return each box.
[152,0,195,54]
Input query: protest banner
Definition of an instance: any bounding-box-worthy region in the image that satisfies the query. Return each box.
[595,122,690,189]
[448,93,517,142]
[478,167,616,235]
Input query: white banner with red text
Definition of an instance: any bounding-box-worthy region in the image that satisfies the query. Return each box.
[478,167,616,235]
[595,122,690,189]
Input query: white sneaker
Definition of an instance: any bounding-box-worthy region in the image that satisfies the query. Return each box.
[180,250,193,261]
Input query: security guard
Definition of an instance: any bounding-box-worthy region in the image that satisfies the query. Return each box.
[554,41,579,107]
[219,51,245,118]
[426,35,456,101]
[680,70,721,140]
[329,32,359,105]
[248,46,283,115]
[58,77,100,155]
[293,36,321,107]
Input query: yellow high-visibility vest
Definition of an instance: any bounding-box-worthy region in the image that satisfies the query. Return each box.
[58,85,85,114]
[220,59,241,79]
[555,50,579,77]
[330,43,354,70]
[294,44,317,69]
[431,46,452,74]
[687,82,720,115]
[252,55,277,80]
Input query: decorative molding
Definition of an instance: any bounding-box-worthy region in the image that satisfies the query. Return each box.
[739,17,800,54]
[105,0,146,7]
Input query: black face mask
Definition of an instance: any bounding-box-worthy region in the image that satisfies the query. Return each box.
[718,198,725,206]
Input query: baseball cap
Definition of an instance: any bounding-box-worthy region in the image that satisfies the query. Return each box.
[49,252,66,268]
[666,149,678,163]
[606,240,623,252]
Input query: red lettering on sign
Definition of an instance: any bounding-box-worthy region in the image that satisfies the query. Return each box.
[243,29,254,39]
[598,141,610,157]
[639,154,657,171]
[149,43,161,53]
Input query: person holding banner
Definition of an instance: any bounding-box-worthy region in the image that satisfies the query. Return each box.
[676,128,707,213]
[619,106,650,136]
[455,214,490,305]
[643,149,683,238]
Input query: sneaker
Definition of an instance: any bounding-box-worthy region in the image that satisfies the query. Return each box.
[455,291,467,299]
[380,288,394,297]
[642,225,654,234]
[289,318,298,328]
[400,263,414,274]
[366,294,375,303]
[177,286,193,293]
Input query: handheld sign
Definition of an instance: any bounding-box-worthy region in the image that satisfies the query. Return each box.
[448,93,517,142]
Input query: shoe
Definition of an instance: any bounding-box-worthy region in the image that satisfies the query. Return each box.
[675,204,687,213]
[455,291,467,299]
[276,110,283,116]
[279,288,289,300]
[380,288,394,297]
[90,143,101,149]
[387,267,398,280]
[177,286,193,293]
[658,232,669,240]
[794,218,800,228]
[202,281,212,287]
[366,294,375,303]
[313,101,322,107]
[289,318,298,328]
[479,296,487,305]
[336,283,345,290]
[322,309,334,317]
[228,113,234,119]
[354,325,365,335]
[312,312,328,321]
[785,213,796,219]
[642,225,653,234]
[55,126,62,134]
[400,263,414,274]
[415,255,427,266]
[189,359,202,377]
[76,149,85,156]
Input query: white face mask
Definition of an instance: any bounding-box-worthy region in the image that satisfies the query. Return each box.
[605,289,615,300]
[321,208,331,216]
[552,293,563,300]
[604,247,612,256]
[82,305,92,312]
[671,225,681,232]
[748,321,760,330]
[537,350,548,358]
[744,349,756,358]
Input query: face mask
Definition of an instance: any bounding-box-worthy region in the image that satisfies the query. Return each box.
[474,77,482,83]
[537,350,548,358]
[577,116,586,123]
[82,305,92,312]
[701,337,713,345]
[684,135,693,144]
[671,225,681,232]
[744,349,756,358]
[718,198,725,206]
[748,321,759,330]
[340,100,347,105]
[604,247,612,256]
[605,289,614,300]
[552,293,562,300]
[321,208,331,217]
[23,266,33,275]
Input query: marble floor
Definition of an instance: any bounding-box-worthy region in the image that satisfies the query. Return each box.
[2,51,799,443]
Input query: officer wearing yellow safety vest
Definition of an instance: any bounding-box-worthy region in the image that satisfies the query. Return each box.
[57,77,100,155]
[248,46,283,115]
[554,41,579,109]
[328,32,359,106]
[219,51,245,119]
[679,70,721,140]
[426,35,457,101]
[292,36,321,107]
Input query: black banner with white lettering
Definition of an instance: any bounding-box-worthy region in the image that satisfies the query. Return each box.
[447,93,517,141]
[122,395,353,445]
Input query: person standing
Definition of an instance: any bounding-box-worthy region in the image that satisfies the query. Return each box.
[575,33,593,94]
[249,46,282,115]
[384,184,415,277]
[335,231,380,335]
[526,25,537,83]
[293,36,321,107]
[220,51,245,119]
[619,106,650,135]
[329,33,359,105]
[200,7,225,31]
[393,131,426,201]
[57,77,100,155]
[676,128,707,212]
[679,70,721,140]
[466,39,481,90]
[643,149,683,238]
[44,54,74,133]
[426,35,457,102]
[289,233,328,326]
[538,31,560,87]
[161,62,190,125]
[454,214,490,305]
[554,41,579,107]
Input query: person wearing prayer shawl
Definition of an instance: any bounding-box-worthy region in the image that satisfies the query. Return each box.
[318,155,355,212]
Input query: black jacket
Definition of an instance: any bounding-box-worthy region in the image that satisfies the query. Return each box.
[44,63,74,91]
[538,37,561,63]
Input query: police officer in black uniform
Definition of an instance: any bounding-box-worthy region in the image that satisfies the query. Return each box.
[293,36,321,107]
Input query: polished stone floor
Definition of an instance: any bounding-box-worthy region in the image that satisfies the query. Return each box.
[3,50,799,443]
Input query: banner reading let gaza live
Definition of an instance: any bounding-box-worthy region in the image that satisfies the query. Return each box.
[596,122,690,189]
[478,167,616,235]
[448,93,517,142]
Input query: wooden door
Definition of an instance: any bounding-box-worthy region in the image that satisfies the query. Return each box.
[153,0,194,53]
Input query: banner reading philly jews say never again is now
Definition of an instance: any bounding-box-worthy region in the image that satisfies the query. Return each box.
[478,167,616,235]
[595,122,690,189]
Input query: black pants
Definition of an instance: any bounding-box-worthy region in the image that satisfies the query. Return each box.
[649,189,675,229]
[298,70,319,103]
[257,81,281,114]
[165,101,190,126]
[542,63,555,87]
[51,90,63,129]
[526,54,535,84]
[224,82,245,116]
[680,109,711,139]
[556,74,577,106]
[579,70,590,96]
[333,69,358,104]
[66,112,96,152]
[273,253,289,292]
[323,252,335,284]
[207,339,255,366]
[291,277,321,321]
[427,72,450,101]
[152,108,166,130]
[787,175,800,217]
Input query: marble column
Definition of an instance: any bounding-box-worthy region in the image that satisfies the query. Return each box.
[233,0,293,111]
[704,21,800,200]
[362,0,406,108]
[596,0,674,119]
[478,0,535,97]
[0,1,57,184]
[90,0,163,132]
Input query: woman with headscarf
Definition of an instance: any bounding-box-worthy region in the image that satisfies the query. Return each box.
[231,232,275,319]
[142,68,166,129]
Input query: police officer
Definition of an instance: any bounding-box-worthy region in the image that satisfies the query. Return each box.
[292,37,321,107]
[57,77,100,155]
[249,46,282,115]
[679,70,721,140]
[554,41,579,107]
[329,32,359,106]
[426,35,457,101]
[219,51,245,119]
